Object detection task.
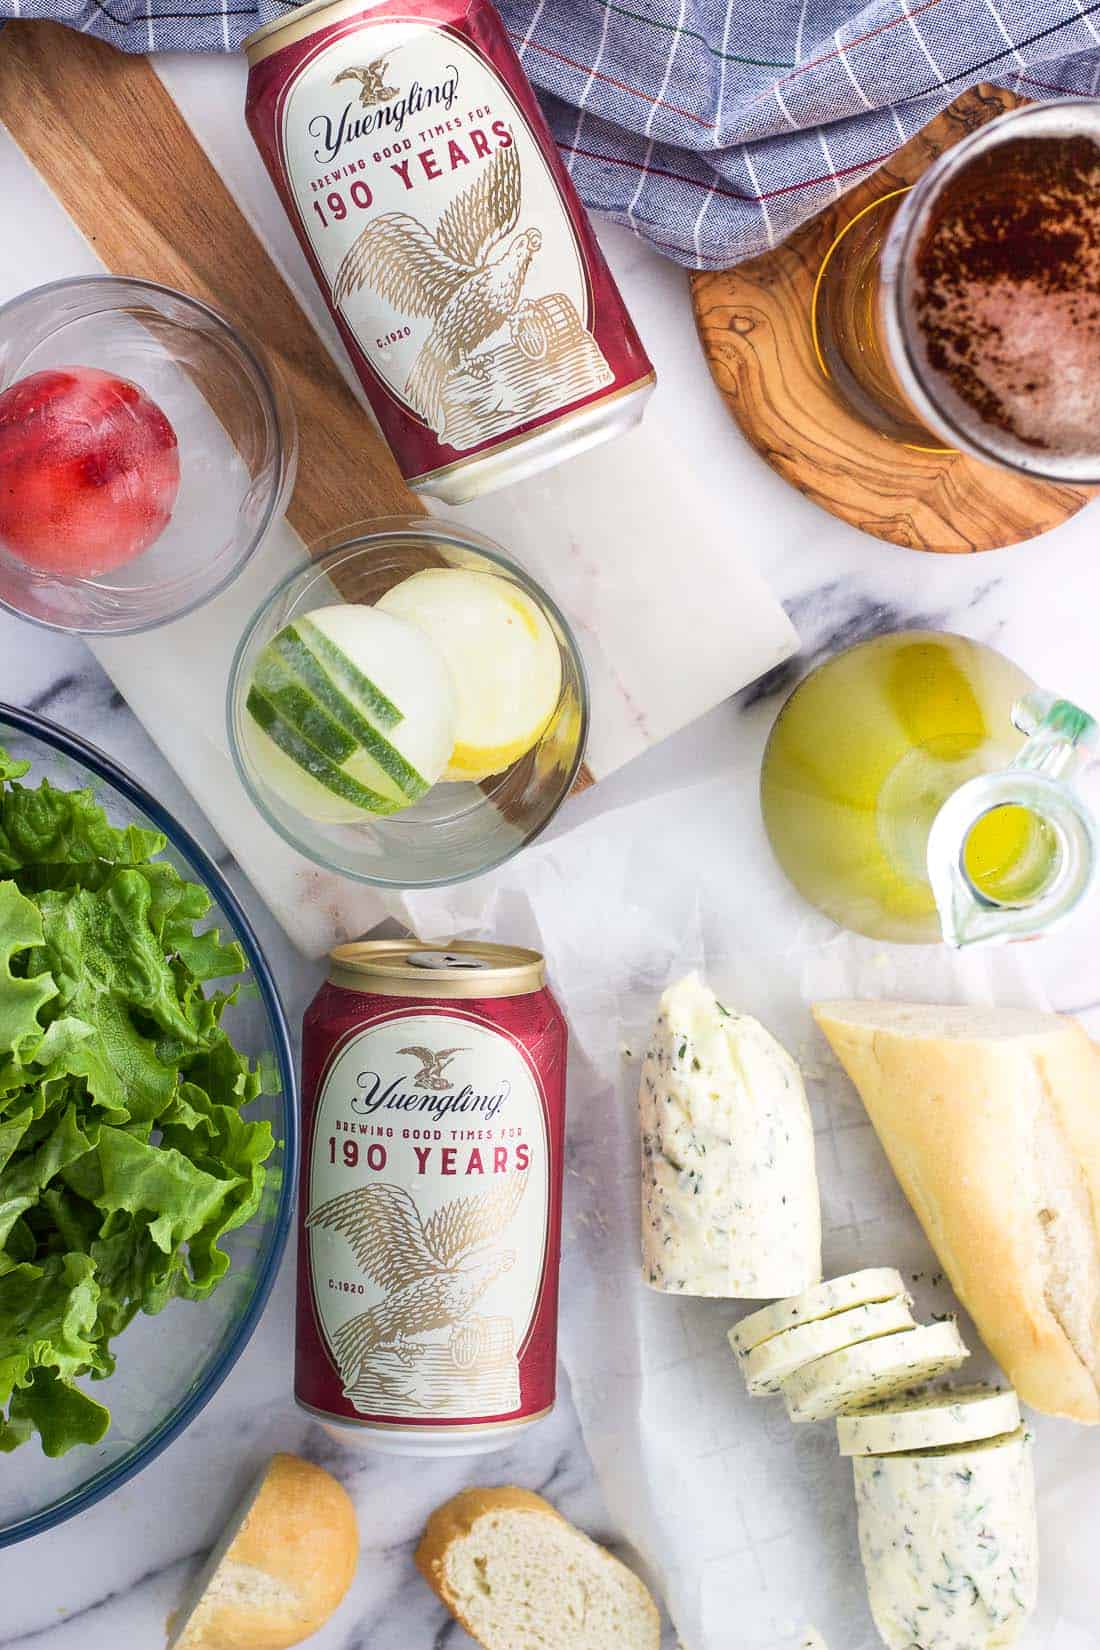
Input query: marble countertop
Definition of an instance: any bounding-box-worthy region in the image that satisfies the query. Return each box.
[3,50,1100,1650]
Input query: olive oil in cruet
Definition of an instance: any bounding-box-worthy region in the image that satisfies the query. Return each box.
[760,632,1096,945]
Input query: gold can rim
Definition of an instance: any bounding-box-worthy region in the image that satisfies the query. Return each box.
[327,938,545,999]
[244,0,389,60]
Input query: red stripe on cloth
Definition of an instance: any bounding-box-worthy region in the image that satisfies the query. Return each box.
[510,29,715,128]
[569,143,896,202]
[1012,72,1082,96]
[774,0,949,90]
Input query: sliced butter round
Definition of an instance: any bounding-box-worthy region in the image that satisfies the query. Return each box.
[837,1384,1021,1457]
[737,1296,916,1396]
[729,1267,908,1356]
[781,1321,969,1423]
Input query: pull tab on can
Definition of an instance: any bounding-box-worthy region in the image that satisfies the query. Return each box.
[927,692,1100,947]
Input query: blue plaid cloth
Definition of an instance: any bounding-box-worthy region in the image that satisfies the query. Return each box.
[6,0,1099,266]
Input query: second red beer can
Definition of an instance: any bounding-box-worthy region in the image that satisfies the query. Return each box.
[296,939,567,1455]
[244,0,655,502]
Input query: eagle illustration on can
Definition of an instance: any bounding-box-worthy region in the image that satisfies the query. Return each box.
[334,140,566,444]
[308,1176,527,1414]
[333,57,398,106]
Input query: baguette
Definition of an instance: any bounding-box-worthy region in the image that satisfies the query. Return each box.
[814,999,1100,1423]
[416,1487,660,1650]
[168,1453,358,1650]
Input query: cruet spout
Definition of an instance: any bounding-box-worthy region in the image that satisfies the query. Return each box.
[927,692,1099,948]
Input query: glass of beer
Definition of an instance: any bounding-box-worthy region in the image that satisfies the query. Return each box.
[812,101,1100,481]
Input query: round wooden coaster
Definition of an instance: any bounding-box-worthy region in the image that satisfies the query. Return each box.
[689,86,1095,553]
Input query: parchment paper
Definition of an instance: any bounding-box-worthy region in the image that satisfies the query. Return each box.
[403,774,1100,1650]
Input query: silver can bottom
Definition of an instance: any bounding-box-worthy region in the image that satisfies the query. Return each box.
[300,1399,551,1457]
[412,373,656,505]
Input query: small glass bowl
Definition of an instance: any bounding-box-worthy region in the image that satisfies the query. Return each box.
[0,277,297,635]
[227,519,589,888]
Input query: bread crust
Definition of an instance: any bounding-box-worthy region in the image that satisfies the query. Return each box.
[814,1001,1100,1424]
[416,1486,659,1650]
[174,1453,359,1650]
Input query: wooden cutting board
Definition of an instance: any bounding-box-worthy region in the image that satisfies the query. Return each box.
[0,21,422,548]
[690,86,1094,554]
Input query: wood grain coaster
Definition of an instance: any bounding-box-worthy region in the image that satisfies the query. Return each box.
[0,22,594,793]
[690,86,1095,554]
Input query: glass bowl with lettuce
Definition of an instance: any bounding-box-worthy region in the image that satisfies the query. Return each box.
[0,704,295,1548]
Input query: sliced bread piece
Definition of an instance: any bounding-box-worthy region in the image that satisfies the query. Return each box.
[737,1295,916,1395]
[729,1266,907,1355]
[853,1427,1038,1650]
[416,1487,660,1650]
[781,1320,969,1423]
[168,1453,358,1650]
[837,1384,1021,1456]
[814,999,1100,1423]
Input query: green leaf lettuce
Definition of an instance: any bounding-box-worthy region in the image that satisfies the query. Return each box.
[0,750,276,1455]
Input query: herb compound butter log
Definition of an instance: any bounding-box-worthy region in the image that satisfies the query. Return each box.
[853,1428,1039,1650]
[639,974,820,1297]
[814,1000,1100,1423]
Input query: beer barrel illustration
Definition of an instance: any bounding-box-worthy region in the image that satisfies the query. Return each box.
[510,295,586,362]
[450,1314,515,1370]
[443,295,614,451]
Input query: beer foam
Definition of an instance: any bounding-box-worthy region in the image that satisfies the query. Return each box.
[942,279,1100,457]
[904,112,1100,476]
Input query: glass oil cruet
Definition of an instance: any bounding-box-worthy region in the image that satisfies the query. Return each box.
[759,632,1099,946]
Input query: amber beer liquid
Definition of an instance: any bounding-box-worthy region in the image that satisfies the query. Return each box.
[814,100,1100,482]
[244,0,655,503]
[296,940,567,1455]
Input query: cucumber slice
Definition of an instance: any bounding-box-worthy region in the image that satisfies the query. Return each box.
[246,688,404,817]
[293,619,402,729]
[258,640,429,802]
[251,664,359,767]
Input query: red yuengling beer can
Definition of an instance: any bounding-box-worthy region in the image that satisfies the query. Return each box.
[243,0,655,504]
[296,939,567,1455]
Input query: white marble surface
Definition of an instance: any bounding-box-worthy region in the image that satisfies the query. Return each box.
[2,49,1100,1650]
